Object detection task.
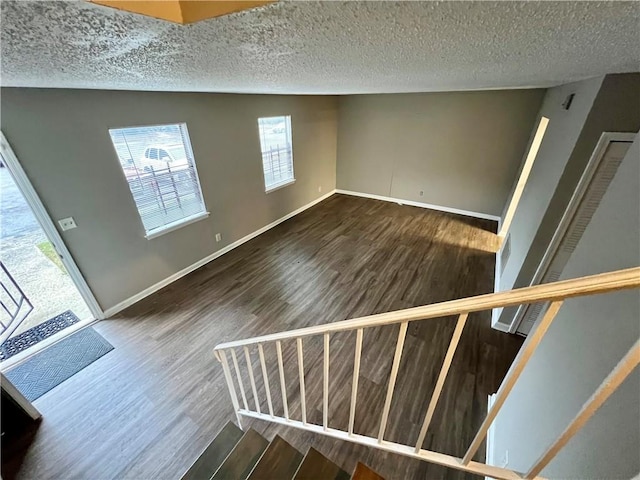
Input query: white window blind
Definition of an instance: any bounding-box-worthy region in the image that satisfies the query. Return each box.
[108,123,207,238]
[257,116,294,192]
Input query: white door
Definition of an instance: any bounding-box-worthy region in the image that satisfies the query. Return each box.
[512,133,634,335]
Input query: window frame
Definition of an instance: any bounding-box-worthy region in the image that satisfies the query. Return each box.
[257,115,295,194]
[144,210,209,240]
[108,122,209,240]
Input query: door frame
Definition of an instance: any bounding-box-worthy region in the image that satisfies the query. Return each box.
[507,131,636,333]
[1,372,41,420]
[0,131,104,323]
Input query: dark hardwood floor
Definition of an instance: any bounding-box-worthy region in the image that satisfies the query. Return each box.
[3,194,523,480]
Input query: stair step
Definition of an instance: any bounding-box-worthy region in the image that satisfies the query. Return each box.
[181,422,244,480]
[293,447,350,480]
[211,428,269,480]
[352,462,385,480]
[246,435,304,480]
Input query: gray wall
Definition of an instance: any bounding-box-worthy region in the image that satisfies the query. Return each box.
[0,89,338,311]
[498,77,603,296]
[492,134,640,478]
[497,73,640,329]
[336,89,545,217]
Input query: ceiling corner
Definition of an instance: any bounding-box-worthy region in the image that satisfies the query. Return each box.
[89,0,276,25]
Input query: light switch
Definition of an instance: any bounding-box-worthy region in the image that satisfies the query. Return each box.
[58,217,77,231]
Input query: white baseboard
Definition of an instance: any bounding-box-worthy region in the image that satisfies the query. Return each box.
[491,315,511,333]
[335,189,500,222]
[104,190,336,317]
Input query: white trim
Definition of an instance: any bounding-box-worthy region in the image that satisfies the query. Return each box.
[485,393,497,480]
[491,239,513,333]
[1,372,41,419]
[0,131,104,320]
[145,211,210,240]
[104,190,336,317]
[498,117,550,240]
[492,242,503,327]
[335,189,500,222]
[507,131,636,334]
[490,316,510,333]
[108,123,210,242]
[265,178,296,194]
[258,115,295,194]
[0,317,98,372]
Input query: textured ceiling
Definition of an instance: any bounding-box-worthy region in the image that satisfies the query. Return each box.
[1,1,639,94]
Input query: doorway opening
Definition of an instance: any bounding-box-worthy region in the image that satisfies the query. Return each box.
[0,135,100,366]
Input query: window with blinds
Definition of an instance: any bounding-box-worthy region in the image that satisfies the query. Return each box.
[257,116,295,192]
[108,123,208,239]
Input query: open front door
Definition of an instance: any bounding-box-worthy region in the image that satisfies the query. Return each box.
[0,132,103,366]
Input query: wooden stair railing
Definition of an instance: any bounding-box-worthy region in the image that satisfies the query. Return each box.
[214,267,640,480]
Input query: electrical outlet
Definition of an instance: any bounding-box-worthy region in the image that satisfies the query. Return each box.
[500,450,509,468]
[215,233,221,242]
[318,185,322,193]
[58,217,77,231]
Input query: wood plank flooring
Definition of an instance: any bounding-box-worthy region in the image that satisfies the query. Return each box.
[2,194,523,480]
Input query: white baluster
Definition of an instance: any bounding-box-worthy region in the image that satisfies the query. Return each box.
[462,301,563,464]
[415,313,468,453]
[297,337,307,425]
[218,350,242,428]
[276,340,289,420]
[349,328,364,436]
[378,321,408,443]
[230,348,248,410]
[323,333,330,431]
[258,344,274,417]
[244,346,261,414]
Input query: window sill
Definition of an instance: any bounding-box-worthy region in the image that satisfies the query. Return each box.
[265,178,296,194]
[145,211,210,240]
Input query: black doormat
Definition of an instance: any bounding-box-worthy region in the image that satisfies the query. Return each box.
[0,310,81,361]
[4,327,113,401]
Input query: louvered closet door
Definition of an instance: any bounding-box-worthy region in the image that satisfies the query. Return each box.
[516,140,633,336]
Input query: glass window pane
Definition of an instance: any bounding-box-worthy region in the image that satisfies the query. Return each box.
[257,115,294,192]
[108,123,207,236]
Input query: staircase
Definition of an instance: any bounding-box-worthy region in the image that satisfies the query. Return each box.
[213,268,640,480]
[181,421,382,480]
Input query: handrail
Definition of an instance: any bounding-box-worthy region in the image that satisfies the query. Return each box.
[0,261,35,344]
[213,267,640,480]
[214,267,640,350]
